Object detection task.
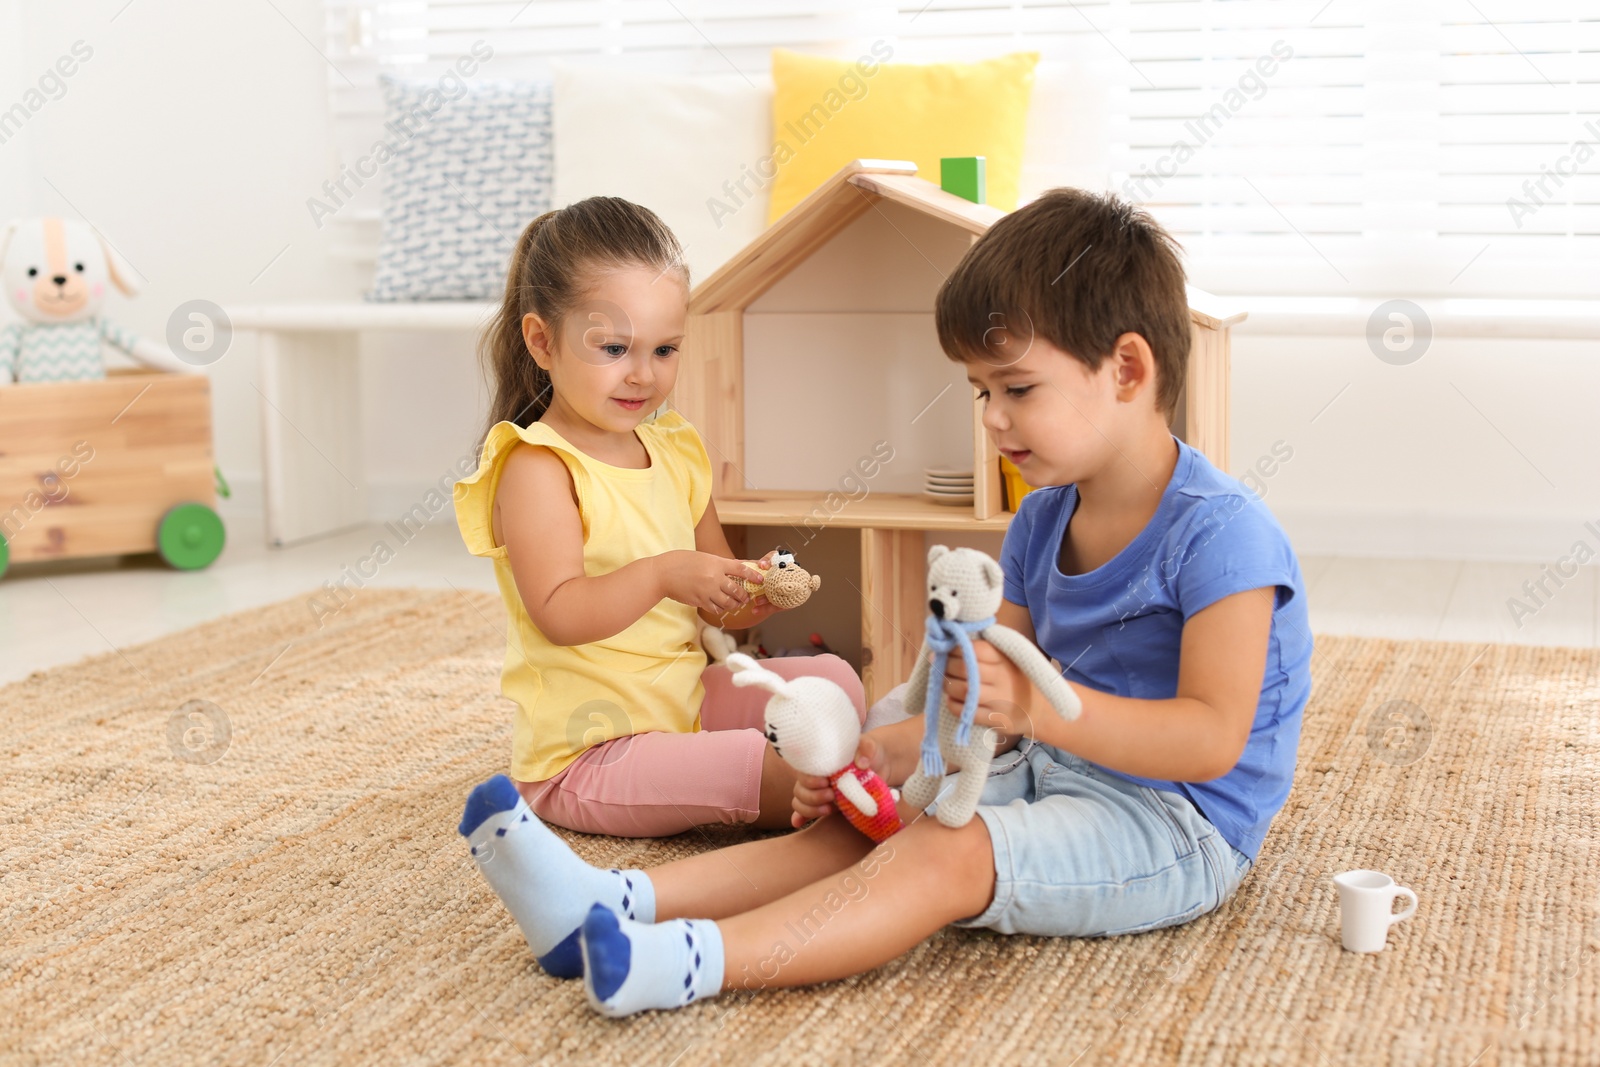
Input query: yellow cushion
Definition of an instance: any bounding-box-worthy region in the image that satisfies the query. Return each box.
[766,48,1039,224]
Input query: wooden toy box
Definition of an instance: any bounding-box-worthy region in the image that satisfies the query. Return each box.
[0,370,222,575]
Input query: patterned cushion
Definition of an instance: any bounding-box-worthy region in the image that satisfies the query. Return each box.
[368,75,554,302]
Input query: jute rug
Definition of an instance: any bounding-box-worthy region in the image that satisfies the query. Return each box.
[3,588,1595,1066]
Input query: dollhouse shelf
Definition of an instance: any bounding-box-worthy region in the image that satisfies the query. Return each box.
[680,159,1246,703]
[717,491,1012,533]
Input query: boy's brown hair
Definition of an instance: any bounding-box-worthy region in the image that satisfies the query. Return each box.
[934,188,1191,419]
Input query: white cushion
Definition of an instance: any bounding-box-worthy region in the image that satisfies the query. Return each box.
[550,58,1110,285]
[1019,60,1113,202]
[552,64,775,286]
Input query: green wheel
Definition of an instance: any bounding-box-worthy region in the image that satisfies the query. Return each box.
[0,532,8,578]
[158,503,225,570]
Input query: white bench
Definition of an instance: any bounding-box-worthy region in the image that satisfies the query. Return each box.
[1233,296,1600,339]
[232,302,495,545]
[234,296,1600,547]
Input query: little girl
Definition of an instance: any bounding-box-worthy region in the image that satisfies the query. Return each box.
[453,196,865,857]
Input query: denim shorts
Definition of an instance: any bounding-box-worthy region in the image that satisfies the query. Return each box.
[922,738,1255,938]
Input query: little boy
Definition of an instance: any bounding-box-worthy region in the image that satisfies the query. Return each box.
[456,188,1314,1015]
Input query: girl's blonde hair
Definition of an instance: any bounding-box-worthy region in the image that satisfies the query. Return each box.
[479,197,689,444]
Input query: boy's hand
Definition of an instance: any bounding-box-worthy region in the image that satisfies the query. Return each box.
[790,733,889,829]
[942,640,1038,740]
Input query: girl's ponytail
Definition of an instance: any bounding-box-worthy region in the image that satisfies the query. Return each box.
[480,210,559,438]
[477,198,688,449]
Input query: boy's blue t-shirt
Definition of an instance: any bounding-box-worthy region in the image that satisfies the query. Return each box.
[1001,436,1313,861]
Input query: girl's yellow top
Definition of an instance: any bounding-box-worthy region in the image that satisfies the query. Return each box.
[453,410,712,782]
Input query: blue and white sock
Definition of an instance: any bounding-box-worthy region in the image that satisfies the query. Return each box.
[581,903,725,1017]
[459,775,655,979]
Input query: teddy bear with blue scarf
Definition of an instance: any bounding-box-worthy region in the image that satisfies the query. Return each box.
[900,545,1084,828]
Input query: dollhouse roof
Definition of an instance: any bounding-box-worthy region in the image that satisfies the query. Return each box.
[689,158,1246,330]
[690,159,1003,315]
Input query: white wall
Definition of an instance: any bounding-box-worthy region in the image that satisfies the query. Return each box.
[4,2,1592,563]
[3,0,485,543]
[0,0,35,212]
[1230,331,1599,564]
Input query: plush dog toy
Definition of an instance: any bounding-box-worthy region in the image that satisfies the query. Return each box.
[727,651,903,842]
[900,545,1083,828]
[743,550,819,610]
[699,621,742,663]
[0,217,185,383]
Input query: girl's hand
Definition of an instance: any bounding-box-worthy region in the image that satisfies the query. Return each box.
[790,733,889,829]
[703,552,784,627]
[733,593,783,627]
[658,550,763,614]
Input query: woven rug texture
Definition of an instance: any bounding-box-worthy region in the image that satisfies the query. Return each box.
[2,587,1595,1066]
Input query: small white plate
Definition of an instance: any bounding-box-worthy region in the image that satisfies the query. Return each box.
[923,467,974,479]
[922,491,975,506]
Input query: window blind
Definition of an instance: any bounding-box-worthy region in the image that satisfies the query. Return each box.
[319,0,1600,298]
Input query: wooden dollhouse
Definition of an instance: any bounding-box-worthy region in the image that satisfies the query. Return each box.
[676,159,1245,703]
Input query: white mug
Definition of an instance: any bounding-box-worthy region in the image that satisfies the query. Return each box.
[1333,869,1418,952]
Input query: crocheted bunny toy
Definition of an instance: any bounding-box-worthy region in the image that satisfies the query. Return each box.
[899,545,1083,828]
[727,651,903,842]
[742,550,819,610]
[0,217,186,383]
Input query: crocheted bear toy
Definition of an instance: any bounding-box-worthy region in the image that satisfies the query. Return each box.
[0,217,186,384]
[727,651,903,843]
[742,550,819,610]
[900,545,1083,828]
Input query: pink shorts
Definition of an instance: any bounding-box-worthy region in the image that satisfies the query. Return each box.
[515,654,866,837]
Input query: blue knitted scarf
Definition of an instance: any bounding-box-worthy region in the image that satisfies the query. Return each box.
[919,613,995,779]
